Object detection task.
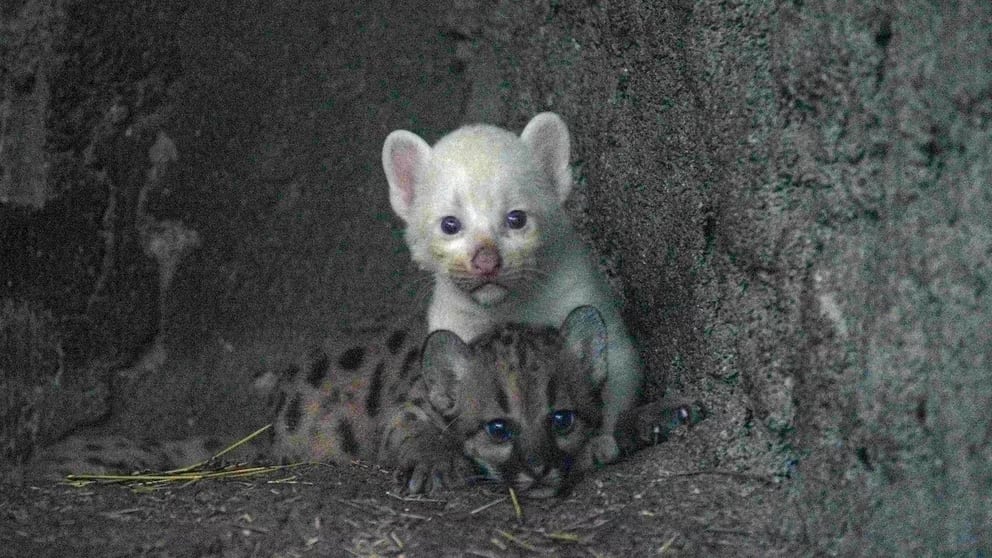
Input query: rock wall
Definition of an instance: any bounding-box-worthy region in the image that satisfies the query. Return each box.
[2,0,989,553]
[477,1,990,553]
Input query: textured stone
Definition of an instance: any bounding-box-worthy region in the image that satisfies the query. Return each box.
[481,1,991,553]
[3,0,989,553]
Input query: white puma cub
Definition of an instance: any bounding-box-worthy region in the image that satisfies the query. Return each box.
[382,113,642,465]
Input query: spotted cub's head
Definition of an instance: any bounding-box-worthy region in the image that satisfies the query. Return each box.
[382,113,572,307]
[421,305,608,498]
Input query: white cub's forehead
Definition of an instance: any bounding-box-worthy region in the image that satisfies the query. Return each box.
[426,126,538,199]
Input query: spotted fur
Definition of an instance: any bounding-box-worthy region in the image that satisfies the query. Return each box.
[31,307,704,494]
[268,306,610,497]
[413,306,610,497]
[28,434,227,479]
[266,317,428,464]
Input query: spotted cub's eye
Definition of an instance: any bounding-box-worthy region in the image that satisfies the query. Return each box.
[485,419,512,443]
[505,210,527,229]
[440,215,462,235]
[550,410,576,435]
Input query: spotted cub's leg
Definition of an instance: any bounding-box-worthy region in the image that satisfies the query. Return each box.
[614,399,707,456]
[377,404,467,494]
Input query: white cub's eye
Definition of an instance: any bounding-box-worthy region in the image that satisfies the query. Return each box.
[505,210,527,229]
[440,215,462,235]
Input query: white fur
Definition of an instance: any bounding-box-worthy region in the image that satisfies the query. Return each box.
[383,113,642,463]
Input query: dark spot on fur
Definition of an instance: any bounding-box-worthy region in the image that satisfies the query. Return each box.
[386,329,407,354]
[285,394,303,433]
[402,410,419,422]
[496,387,509,413]
[322,388,342,406]
[547,376,558,404]
[307,351,330,388]
[366,362,385,417]
[545,335,558,347]
[501,331,515,346]
[399,348,419,379]
[85,443,103,452]
[85,457,109,467]
[338,347,365,370]
[336,420,360,456]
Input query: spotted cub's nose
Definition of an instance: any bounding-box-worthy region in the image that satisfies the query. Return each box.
[530,464,550,478]
[471,245,502,276]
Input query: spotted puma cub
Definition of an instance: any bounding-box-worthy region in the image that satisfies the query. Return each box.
[32,307,702,495]
[270,306,610,497]
[382,113,643,466]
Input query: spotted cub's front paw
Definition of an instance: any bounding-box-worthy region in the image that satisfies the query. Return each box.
[392,439,468,495]
[583,433,620,469]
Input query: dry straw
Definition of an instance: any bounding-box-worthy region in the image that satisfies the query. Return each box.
[62,424,304,489]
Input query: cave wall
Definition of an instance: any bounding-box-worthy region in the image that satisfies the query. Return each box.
[2,0,182,461]
[477,1,991,553]
[2,0,989,553]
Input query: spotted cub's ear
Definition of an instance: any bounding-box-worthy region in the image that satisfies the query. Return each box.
[420,330,472,416]
[520,112,572,203]
[382,130,432,222]
[560,305,608,385]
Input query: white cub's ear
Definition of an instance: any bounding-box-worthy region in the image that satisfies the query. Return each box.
[520,112,572,203]
[560,305,609,385]
[420,330,472,416]
[382,130,432,222]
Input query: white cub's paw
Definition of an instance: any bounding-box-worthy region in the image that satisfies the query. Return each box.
[586,433,620,468]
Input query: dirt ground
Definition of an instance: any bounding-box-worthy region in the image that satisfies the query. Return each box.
[9,1,990,556]
[3,429,790,557]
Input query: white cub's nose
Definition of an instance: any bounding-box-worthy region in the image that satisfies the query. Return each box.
[471,245,502,276]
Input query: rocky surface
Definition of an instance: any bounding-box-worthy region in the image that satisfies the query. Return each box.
[2,0,989,555]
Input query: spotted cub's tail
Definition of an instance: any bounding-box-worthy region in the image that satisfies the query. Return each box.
[28,434,237,481]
